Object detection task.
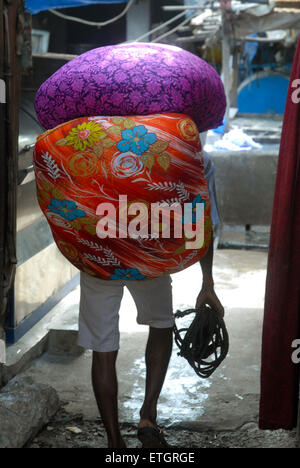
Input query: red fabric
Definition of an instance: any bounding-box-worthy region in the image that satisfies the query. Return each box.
[259,39,300,430]
[33,113,211,280]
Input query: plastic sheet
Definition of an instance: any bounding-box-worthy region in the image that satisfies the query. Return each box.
[25,0,127,15]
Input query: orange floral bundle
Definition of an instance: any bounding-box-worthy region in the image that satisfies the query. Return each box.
[33,113,211,280]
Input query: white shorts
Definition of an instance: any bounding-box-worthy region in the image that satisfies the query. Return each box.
[78,272,174,352]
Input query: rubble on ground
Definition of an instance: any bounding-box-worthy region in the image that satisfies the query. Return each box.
[25,407,297,449]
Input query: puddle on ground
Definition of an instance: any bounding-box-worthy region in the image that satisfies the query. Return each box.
[122,315,211,427]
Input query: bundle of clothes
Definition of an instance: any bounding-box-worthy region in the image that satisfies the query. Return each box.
[33,42,226,280]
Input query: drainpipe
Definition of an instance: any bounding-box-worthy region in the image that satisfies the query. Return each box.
[126,0,151,42]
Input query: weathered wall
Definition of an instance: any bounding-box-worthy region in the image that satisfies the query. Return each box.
[211,149,278,226]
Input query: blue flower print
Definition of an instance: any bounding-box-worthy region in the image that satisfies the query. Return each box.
[116,125,157,156]
[110,268,147,280]
[182,194,205,225]
[48,199,86,221]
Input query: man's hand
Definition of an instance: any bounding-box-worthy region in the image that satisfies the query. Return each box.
[196,282,225,318]
[198,236,224,318]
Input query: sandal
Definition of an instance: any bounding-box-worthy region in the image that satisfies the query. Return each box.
[137,425,172,448]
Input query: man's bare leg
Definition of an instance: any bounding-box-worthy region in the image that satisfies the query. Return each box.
[92,350,126,448]
[139,326,173,428]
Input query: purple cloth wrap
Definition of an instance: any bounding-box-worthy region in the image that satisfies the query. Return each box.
[35,42,226,132]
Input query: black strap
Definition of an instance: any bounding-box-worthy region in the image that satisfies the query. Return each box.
[173,304,229,378]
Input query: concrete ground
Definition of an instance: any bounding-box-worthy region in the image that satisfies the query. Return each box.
[6,248,298,448]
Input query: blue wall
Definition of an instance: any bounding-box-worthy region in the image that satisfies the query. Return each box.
[238,74,289,115]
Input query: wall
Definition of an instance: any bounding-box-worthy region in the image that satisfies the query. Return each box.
[211,149,278,226]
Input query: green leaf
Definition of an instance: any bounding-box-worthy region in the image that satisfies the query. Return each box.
[111,117,124,125]
[93,144,104,158]
[84,224,97,235]
[80,217,97,225]
[39,189,51,201]
[157,153,170,171]
[69,220,82,230]
[51,187,64,200]
[149,140,169,154]
[102,138,115,149]
[107,125,122,135]
[174,243,186,255]
[123,118,136,129]
[55,138,68,146]
[141,153,155,170]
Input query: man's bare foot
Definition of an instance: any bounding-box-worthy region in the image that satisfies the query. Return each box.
[137,419,170,448]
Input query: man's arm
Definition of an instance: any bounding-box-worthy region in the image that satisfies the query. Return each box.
[196,236,225,317]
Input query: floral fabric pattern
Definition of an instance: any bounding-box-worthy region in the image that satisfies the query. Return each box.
[182,194,205,225]
[110,268,147,280]
[110,153,144,179]
[59,121,105,151]
[116,126,157,155]
[48,199,86,221]
[34,43,226,133]
[33,113,212,280]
